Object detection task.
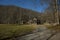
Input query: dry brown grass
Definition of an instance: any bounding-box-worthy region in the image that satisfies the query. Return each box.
[47,24,60,32]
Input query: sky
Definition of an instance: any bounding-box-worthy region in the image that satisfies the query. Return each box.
[0,0,49,13]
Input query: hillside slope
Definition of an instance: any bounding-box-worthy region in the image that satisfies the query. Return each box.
[0,5,42,24]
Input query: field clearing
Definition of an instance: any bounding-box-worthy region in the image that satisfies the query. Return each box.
[46,24,60,32]
[0,24,36,40]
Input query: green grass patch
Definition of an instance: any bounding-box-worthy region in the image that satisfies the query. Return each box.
[0,24,36,40]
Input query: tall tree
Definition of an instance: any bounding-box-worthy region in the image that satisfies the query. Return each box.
[41,0,59,24]
[48,0,59,24]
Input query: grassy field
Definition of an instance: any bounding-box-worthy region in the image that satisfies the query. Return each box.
[0,24,36,40]
[46,24,60,32]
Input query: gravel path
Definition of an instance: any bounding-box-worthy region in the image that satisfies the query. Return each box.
[49,32,60,40]
[15,25,55,40]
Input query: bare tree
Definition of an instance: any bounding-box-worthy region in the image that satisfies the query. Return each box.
[40,0,59,24]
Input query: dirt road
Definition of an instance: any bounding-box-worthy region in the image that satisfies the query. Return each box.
[16,25,55,40]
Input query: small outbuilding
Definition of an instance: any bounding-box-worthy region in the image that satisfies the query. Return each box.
[33,17,37,24]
